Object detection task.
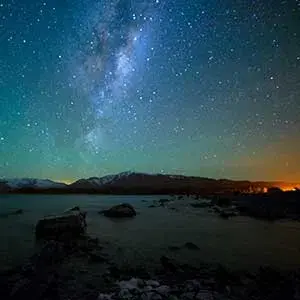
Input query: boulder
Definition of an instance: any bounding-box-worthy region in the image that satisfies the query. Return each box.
[102,203,136,218]
[64,206,80,213]
[184,242,200,250]
[158,199,171,205]
[160,256,179,272]
[168,246,181,251]
[35,211,87,240]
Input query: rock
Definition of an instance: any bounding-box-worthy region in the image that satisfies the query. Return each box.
[64,206,80,213]
[141,292,152,300]
[184,242,200,250]
[184,280,202,292]
[144,285,154,291]
[155,285,170,295]
[10,278,31,298]
[35,240,65,265]
[151,293,162,300]
[98,293,113,300]
[75,236,102,254]
[168,246,181,251]
[181,292,195,299]
[160,256,178,272]
[146,280,160,287]
[118,288,131,298]
[148,205,156,208]
[102,203,136,218]
[219,207,239,219]
[195,291,214,300]
[212,206,222,213]
[118,278,141,290]
[158,199,171,204]
[168,296,179,300]
[35,211,87,240]
[88,252,108,264]
[190,202,211,208]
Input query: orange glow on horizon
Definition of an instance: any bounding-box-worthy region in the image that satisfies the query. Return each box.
[58,179,74,185]
[280,186,298,192]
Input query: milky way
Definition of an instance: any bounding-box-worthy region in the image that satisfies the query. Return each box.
[70,0,162,163]
[0,0,299,181]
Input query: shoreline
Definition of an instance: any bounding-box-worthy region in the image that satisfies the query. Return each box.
[1,235,299,300]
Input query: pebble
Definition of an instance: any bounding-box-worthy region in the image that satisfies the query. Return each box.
[119,288,131,298]
[195,291,214,300]
[181,292,195,300]
[144,285,154,291]
[151,293,162,300]
[118,278,140,290]
[187,279,201,288]
[156,285,170,295]
[98,277,231,300]
[146,280,160,287]
[98,292,113,300]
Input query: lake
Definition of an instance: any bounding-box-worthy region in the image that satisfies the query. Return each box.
[0,194,299,271]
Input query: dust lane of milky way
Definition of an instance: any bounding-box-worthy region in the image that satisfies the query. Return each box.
[0,0,299,182]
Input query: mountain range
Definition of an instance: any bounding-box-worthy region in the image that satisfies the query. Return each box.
[0,172,297,195]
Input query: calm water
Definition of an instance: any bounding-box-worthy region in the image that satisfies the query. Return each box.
[0,194,300,271]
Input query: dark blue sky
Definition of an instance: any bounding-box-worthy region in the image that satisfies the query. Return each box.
[0,0,299,182]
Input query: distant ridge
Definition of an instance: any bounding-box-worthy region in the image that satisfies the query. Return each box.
[0,172,297,195]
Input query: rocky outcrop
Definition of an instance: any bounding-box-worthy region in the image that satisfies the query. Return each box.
[35,211,87,240]
[184,242,200,250]
[158,199,171,206]
[64,206,80,213]
[101,203,136,218]
[97,277,230,300]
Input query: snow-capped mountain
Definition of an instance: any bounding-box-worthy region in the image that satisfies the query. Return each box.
[69,171,219,192]
[0,178,67,190]
[70,171,142,189]
[0,172,291,194]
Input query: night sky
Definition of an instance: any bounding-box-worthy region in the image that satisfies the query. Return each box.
[0,0,299,183]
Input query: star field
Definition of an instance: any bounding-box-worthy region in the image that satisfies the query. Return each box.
[0,0,299,182]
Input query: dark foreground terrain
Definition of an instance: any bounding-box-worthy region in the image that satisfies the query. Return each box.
[0,205,299,300]
[208,189,300,221]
